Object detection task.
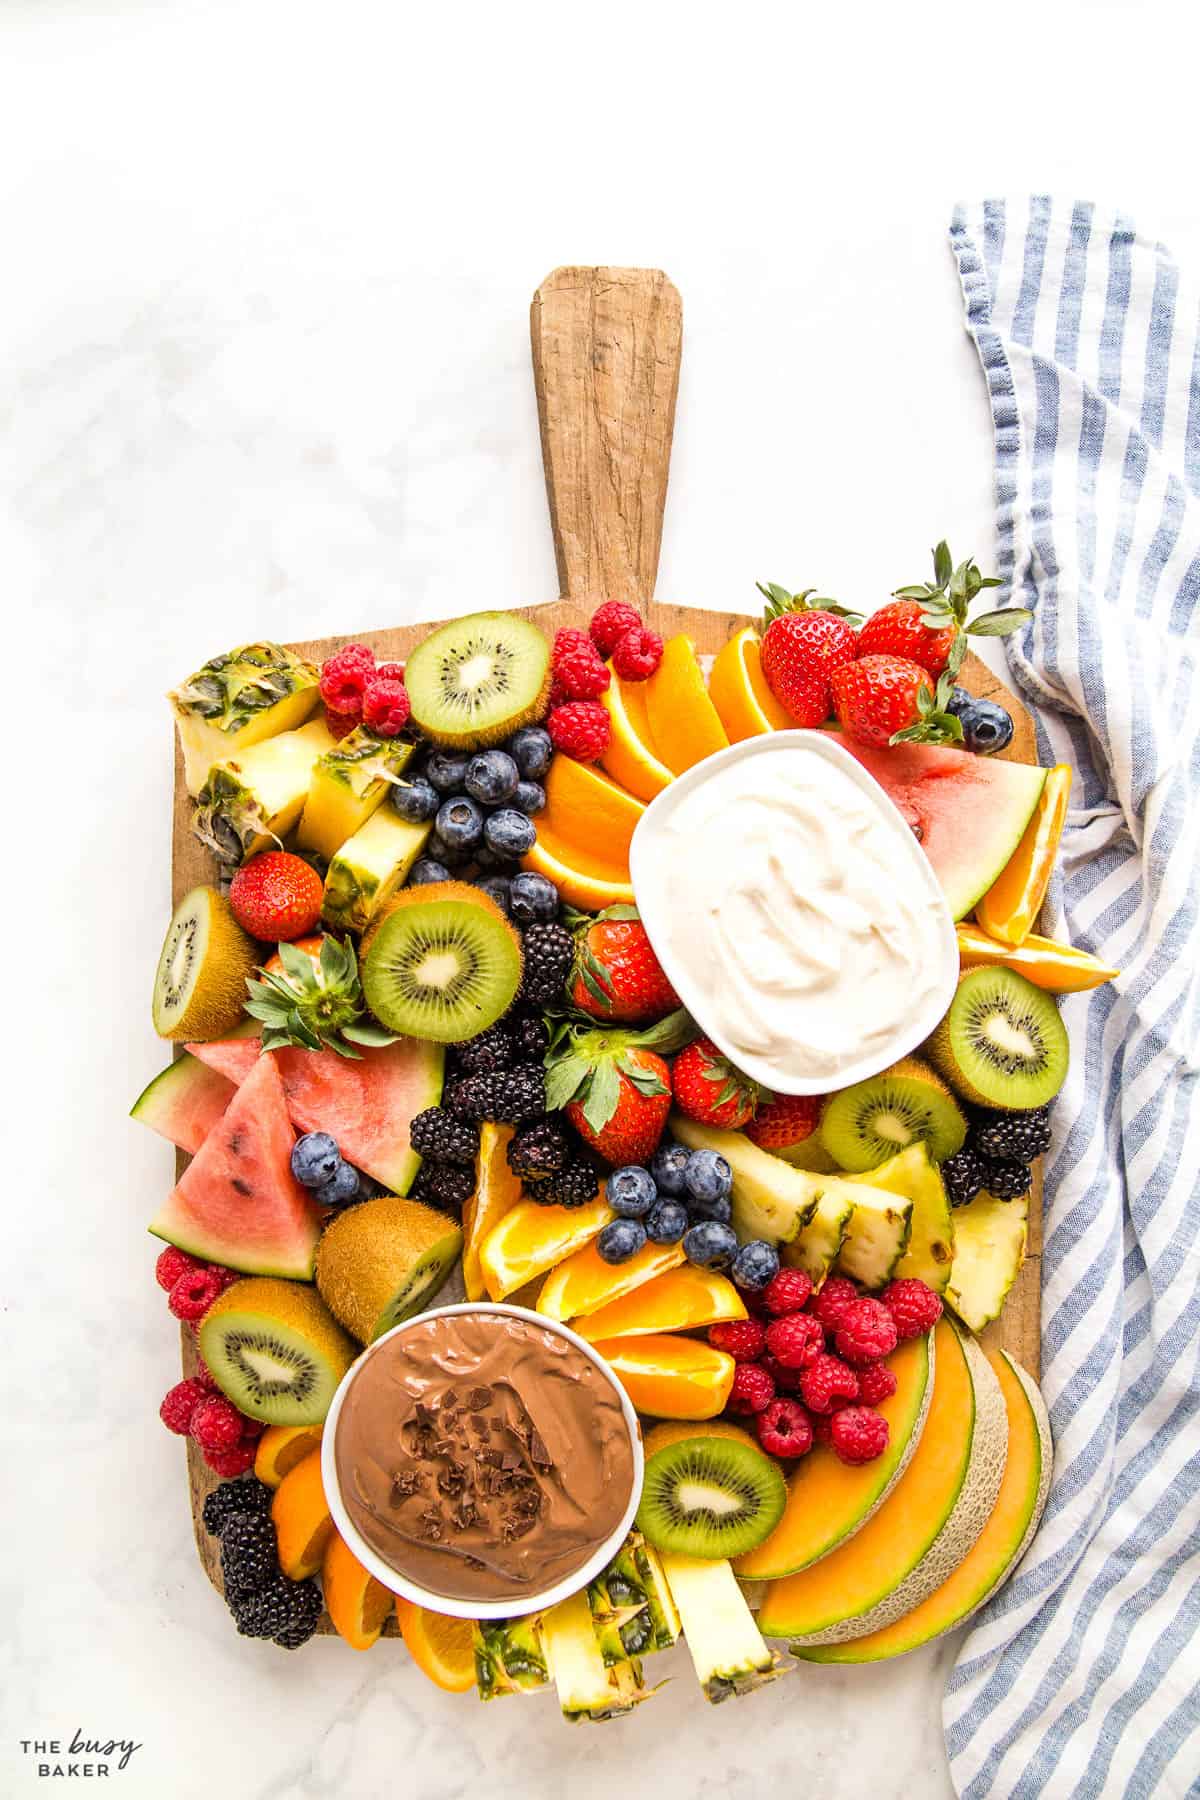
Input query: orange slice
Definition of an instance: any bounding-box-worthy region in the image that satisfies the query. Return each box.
[521,825,635,911]
[709,627,795,740]
[541,755,645,862]
[461,1122,523,1302]
[572,1266,748,1341]
[976,763,1071,945]
[599,669,675,801]
[956,921,1118,993]
[395,1598,477,1693]
[323,1531,395,1650]
[591,1334,736,1419]
[536,1238,687,1322]
[254,1423,324,1490]
[271,1448,335,1580]
[643,635,730,774]
[478,1194,614,1300]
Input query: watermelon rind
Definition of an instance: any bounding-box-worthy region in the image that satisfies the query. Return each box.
[130,1052,236,1155]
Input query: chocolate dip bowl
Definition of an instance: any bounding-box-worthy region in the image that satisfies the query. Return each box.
[321,1303,644,1621]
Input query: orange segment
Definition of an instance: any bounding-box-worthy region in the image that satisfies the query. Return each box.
[254,1423,323,1489]
[478,1194,615,1300]
[461,1123,523,1302]
[591,1334,735,1420]
[599,669,675,801]
[323,1530,394,1650]
[643,635,730,774]
[976,762,1071,945]
[395,1598,476,1693]
[709,627,795,740]
[271,1448,334,1580]
[956,921,1118,993]
[572,1266,747,1341]
[541,756,645,862]
[536,1238,687,1322]
[521,826,635,911]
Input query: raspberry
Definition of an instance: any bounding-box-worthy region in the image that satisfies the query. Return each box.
[799,1352,860,1415]
[834,1298,899,1367]
[757,1397,814,1459]
[552,629,611,701]
[763,1313,825,1371]
[190,1396,245,1454]
[205,1442,257,1477]
[375,661,405,682]
[155,1246,201,1292]
[707,1318,767,1362]
[324,706,359,740]
[159,1378,207,1436]
[762,1268,813,1316]
[192,1357,220,1392]
[856,1363,899,1406]
[209,1265,240,1292]
[319,644,376,714]
[810,1413,834,1447]
[762,1355,806,1393]
[361,674,411,736]
[810,1276,860,1334]
[882,1277,944,1340]
[168,1265,225,1323]
[726,1362,776,1415]
[589,600,644,657]
[611,626,663,682]
[547,700,611,762]
[829,1405,890,1465]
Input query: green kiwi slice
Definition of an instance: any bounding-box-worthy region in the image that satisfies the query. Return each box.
[151,884,259,1041]
[197,1277,357,1425]
[927,967,1069,1111]
[819,1056,967,1172]
[404,610,552,749]
[361,880,522,1042]
[635,1436,787,1560]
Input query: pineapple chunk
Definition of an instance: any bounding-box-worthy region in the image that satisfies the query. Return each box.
[473,1618,548,1700]
[670,1116,822,1244]
[587,1570,653,1663]
[170,641,320,795]
[782,1187,854,1288]
[658,1552,787,1704]
[629,1537,680,1650]
[540,1591,650,1723]
[866,1143,955,1294]
[946,1191,1028,1332]
[193,718,335,861]
[321,809,432,934]
[297,729,415,862]
[831,1176,914,1288]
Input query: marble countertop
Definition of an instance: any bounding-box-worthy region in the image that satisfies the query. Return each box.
[4,3,1198,1796]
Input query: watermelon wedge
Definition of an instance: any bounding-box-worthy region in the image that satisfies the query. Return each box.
[187,1036,445,1196]
[830,733,1047,920]
[130,1052,236,1154]
[149,1052,322,1278]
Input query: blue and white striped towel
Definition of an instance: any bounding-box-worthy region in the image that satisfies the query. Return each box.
[944,200,1200,1799]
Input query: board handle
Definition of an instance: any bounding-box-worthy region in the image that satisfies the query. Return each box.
[531,266,682,605]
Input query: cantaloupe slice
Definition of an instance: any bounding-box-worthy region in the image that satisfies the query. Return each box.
[796,1348,1051,1662]
[863,1144,955,1294]
[733,1332,933,1581]
[782,1188,854,1287]
[759,1322,1008,1645]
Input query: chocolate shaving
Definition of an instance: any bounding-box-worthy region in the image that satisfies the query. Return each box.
[528,1430,552,1468]
[467,1386,493,1410]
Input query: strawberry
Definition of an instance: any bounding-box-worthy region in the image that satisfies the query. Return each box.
[545,1012,693,1165]
[755,583,861,726]
[865,539,1032,678]
[672,1036,761,1130]
[855,599,959,677]
[746,1091,823,1152]
[228,852,323,941]
[567,905,680,1024]
[830,654,961,749]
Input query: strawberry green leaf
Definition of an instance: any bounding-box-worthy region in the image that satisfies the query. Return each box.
[966,608,1033,636]
[582,1058,622,1133]
[933,540,954,589]
[341,1022,402,1046]
[545,1054,592,1113]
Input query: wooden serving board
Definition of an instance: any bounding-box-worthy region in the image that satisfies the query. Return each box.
[174,266,1041,1602]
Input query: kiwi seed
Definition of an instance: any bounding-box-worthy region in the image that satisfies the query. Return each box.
[635,1434,787,1560]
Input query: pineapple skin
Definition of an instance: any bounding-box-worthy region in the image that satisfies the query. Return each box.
[473,1619,548,1700]
[321,810,432,933]
[170,642,320,795]
[192,719,335,861]
[297,729,415,862]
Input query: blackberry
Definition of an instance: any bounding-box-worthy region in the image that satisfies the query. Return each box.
[520,922,573,1006]
[220,1513,279,1599]
[411,1161,475,1213]
[942,1146,987,1210]
[233,1573,323,1643]
[506,1117,571,1179]
[202,1476,272,1537]
[510,1012,550,1061]
[445,1073,505,1123]
[409,1106,479,1165]
[456,1023,518,1077]
[532,1159,601,1209]
[980,1156,1033,1201]
[496,1064,545,1122]
[971,1105,1052,1162]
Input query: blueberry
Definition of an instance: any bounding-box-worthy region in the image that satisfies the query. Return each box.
[944,685,974,718]
[596,1218,648,1264]
[426,829,468,868]
[607,1165,658,1218]
[644,1199,689,1244]
[684,1150,733,1205]
[508,871,560,926]
[425,751,471,794]
[682,1220,739,1269]
[316,1161,361,1207]
[511,781,545,817]
[465,750,520,806]
[959,698,1014,756]
[484,808,537,859]
[409,858,451,886]
[476,875,512,914]
[390,777,440,823]
[434,797,484,853]
[687,1191,732,1225]
[291,1131,340,1188]
[508,726,553,780]
[731,1240,780,1291]
[650,1141,691,1197]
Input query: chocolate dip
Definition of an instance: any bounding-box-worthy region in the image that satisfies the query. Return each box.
[333,1310,635,1605]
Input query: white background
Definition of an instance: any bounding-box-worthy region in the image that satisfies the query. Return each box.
[1,2,1196,1796]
